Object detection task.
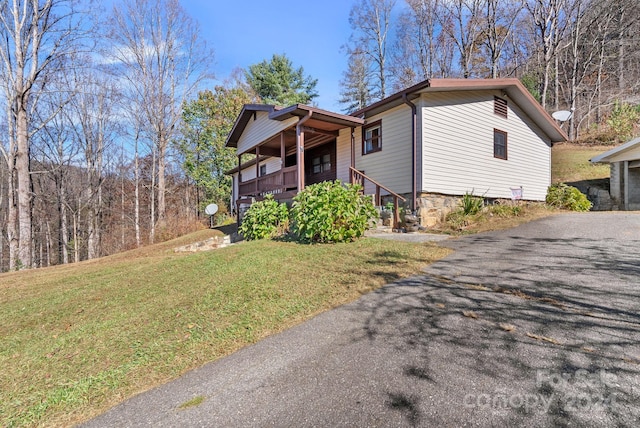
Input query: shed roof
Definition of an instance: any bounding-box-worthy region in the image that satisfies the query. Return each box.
[590,137,640,163]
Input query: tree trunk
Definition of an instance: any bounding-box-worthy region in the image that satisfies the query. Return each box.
[156,134,167,230]
[73,210,79,263]
[134,141,141,247]
[16,106,33,269]
[618,29,624,91]
[121,165,126,250]
[60,185,69,264]
[149,144,157,244]
[7,175,18,271]
[87,188,98,260]
[46,221,52,267]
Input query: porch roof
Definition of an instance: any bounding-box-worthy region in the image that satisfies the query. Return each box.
[225,104,364,150]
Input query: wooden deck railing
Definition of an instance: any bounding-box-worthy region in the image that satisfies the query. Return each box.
[350,167,406,229]
[238,166,298,198]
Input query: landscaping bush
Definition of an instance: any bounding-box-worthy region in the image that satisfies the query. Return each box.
[546,183,592,211]
[239,194,289,240]
[291,180,378,243]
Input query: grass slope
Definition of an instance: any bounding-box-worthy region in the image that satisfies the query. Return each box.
[551,143,610,184]
[0,230,449,427]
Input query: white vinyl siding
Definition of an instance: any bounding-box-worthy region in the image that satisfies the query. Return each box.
[419,91,551,201]
[236,111,297,155]
[239,157,281,181]
[336,128,353,184]
[355,104,413,195]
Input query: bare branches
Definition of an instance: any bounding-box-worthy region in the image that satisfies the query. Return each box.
[346,0,396,101]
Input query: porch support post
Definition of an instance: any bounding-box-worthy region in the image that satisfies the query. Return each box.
[280,132,286,188]
[255,146,260,194]
[237,154,242,224]
[296,111,313,191]
[350,127,355,184]
[624,160,629,210]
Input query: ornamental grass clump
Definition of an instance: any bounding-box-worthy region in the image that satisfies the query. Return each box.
[460,191,484,215]
[239,194,289,240]
[290,180,378,243]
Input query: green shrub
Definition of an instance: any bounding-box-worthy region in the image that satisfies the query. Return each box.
[487,204,522,218]
[546,183,592,211]
[239,194,289,240]
[291,180,378,243]
[460,191,484,215]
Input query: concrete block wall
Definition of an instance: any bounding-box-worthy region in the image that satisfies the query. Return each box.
[628,168,640,210]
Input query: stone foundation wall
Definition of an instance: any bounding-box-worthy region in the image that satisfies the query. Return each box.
[416,193,462,227]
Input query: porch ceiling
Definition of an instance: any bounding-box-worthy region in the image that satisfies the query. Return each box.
[258,127,335,157]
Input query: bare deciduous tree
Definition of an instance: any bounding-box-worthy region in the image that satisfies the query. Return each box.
[105,0,212,242]
[524,0,566,108]
[438,0,485,78]
[348,0,396,101]
[0,0,85,269]
[390,0,441,88]
[482,0,524,78]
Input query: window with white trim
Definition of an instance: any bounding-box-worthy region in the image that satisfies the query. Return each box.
[362,120,382,155]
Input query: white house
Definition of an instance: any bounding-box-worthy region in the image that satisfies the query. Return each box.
[591,137,640,210]
[225,78,567,226]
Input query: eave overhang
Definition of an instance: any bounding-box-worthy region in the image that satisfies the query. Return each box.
[352,78,568,143]
[590,136,640,163]
[225,103,364,150]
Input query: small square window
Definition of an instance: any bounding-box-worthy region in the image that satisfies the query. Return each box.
[362,120,382,155]
[494,129,508,160]
[259,164,267,176]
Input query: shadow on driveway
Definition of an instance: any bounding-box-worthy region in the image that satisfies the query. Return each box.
[83,213,640,427]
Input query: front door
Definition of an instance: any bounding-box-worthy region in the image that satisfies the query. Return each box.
[305,141,336,186]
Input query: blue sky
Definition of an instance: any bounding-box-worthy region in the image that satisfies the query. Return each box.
[182,0,357,111]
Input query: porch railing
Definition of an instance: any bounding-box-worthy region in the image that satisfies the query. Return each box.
[350,167,406,229]
[238,165,298,198]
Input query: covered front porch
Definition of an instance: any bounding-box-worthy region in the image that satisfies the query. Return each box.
[230,104,364,204]
[226,103,407,228]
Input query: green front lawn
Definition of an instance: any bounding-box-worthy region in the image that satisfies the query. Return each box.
[0,230,449,427]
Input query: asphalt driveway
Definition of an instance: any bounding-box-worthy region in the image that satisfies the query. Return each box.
[83,212,640,427]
